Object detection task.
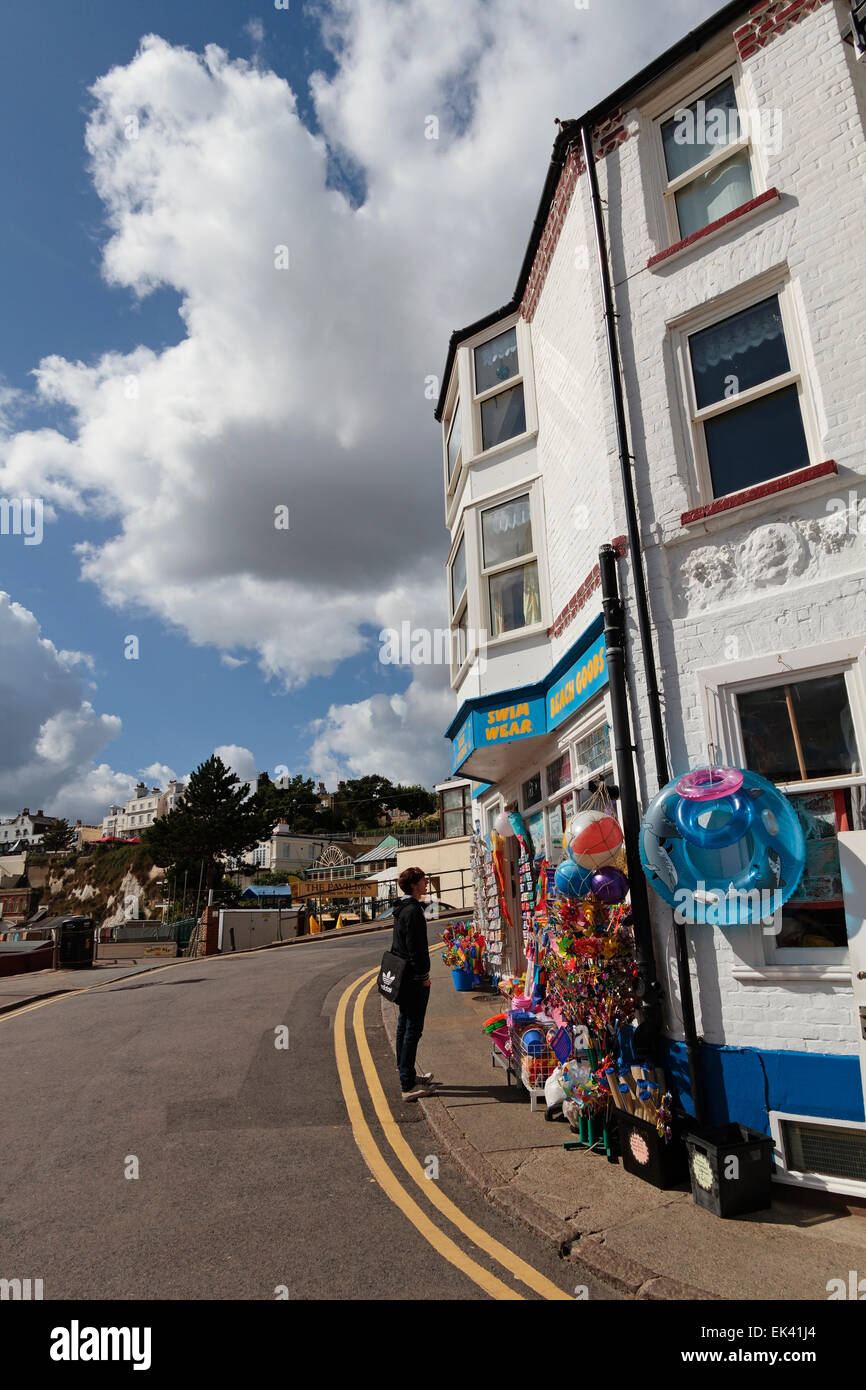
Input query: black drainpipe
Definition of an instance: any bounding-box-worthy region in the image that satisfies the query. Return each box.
[582,125,706,1123]
[599,544,663,1052]
[580,123,668,791]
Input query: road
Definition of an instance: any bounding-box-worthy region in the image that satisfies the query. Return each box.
[0,927,616,1300]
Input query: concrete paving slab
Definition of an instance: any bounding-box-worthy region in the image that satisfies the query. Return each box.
[599,1199,866,1301]
[485,1144,691,1228]
[440,1098,567,1153]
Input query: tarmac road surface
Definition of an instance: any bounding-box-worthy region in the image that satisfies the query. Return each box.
[0,927,618,1301]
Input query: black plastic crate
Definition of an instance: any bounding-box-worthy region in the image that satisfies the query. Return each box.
[614,1109,689,1189]
[684,1122,775,1218]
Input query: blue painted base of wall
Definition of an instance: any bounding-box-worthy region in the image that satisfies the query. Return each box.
[649,1038,865,1137]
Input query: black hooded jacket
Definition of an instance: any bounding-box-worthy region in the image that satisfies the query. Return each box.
[390,895,430,984]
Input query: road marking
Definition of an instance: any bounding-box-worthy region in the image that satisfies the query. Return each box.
[352,976,572,1301]
[334,970,523,1300]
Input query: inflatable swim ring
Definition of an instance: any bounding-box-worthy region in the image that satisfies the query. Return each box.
[639,766,806,925]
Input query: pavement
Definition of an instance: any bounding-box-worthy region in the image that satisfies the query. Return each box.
[381,952,866,1302]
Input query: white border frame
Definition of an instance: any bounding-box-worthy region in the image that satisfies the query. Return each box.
[769,1110,866,1199]
[472,477,551,650]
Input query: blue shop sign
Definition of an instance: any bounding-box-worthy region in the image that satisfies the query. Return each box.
[547,634,607,731]
[451,715,475,774]
[475,697,546,749]
[446,617,609,777]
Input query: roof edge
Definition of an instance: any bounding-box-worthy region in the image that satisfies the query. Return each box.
[433,0,751,423]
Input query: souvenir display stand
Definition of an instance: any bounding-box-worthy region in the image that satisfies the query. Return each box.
[457,767,803,1211]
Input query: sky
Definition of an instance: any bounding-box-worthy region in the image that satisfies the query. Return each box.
[0,0,724,822]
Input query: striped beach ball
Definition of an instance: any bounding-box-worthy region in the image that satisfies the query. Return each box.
[566,811,624,870]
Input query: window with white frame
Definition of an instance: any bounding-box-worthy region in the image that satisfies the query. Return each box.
[734,670,865,955]
[683,290,811,500]
[440,784,472,838]
[480,493,541,638]
[449,532,468,670]
[445,401,462,486]
[658,72,755,242]
[473,325,526,453]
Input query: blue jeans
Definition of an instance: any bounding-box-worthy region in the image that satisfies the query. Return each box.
[396,982,430,1091]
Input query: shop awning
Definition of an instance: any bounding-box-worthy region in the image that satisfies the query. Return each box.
[444,616,607,784]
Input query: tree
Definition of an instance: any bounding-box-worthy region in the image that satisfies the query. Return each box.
[332,775,396,829]
[144,755,274,890]
[391,783,437,820]
[41,818,76,853]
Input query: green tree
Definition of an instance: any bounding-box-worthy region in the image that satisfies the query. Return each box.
[391,783,437,820]
[41,818,76,852]
[145,755,274,890]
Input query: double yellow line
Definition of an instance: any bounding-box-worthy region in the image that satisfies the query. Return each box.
[334,969,571,1301]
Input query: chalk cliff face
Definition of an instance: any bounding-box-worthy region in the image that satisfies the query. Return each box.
[34,846,162,923]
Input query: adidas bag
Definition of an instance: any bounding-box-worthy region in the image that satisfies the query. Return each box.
[377,950,409,1005]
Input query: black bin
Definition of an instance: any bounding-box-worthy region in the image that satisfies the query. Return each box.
[58,917,95,969]
[614,1109,689,1189]
[684,1122,775,1217]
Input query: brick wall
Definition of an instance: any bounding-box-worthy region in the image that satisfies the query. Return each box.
[734,0,833,61]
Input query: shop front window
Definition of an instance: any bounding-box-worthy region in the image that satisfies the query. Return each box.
[736,672,864,953]
[521,772,542,810]
[545,749,572,797]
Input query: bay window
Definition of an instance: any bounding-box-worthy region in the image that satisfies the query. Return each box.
[446,403,462,485]
[481,493,541,638]
[449,532,468,671]
[473,326,526,452]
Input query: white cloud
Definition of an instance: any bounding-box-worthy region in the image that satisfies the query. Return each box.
[0,2,722,782]
[0,593,128,821]
[212,743,259,792]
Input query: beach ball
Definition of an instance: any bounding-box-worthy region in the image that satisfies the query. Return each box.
[590,866,629,904]
[554,858,594,900]
[494,810,514,838]
[566,811,623,870]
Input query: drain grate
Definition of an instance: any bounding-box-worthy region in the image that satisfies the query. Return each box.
[782,1120,866,1182]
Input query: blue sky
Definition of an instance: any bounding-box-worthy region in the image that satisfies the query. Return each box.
[0,0,722,820]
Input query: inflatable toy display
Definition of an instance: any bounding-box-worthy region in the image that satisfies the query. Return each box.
[639,766,806,925]
[589,866,629,904]
[565,810,624,870]
[554,857,595,900]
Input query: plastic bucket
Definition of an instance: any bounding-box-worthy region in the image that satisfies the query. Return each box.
[452,968,474,992]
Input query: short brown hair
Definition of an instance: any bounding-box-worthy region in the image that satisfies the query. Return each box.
[398,866,426,894]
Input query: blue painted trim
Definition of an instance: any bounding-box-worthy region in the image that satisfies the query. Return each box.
[443,613,604,741]
[619,1036,865,1137]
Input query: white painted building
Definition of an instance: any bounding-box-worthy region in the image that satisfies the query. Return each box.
[440,0,866,1193]
[0,808,52,848]
[101,779,186,838]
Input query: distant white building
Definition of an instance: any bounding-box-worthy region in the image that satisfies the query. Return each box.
[101,779,186,838]
[0,808,52,849]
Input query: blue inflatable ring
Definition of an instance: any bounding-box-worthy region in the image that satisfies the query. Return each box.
[673,790,754,849]
[639,766,806,926]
